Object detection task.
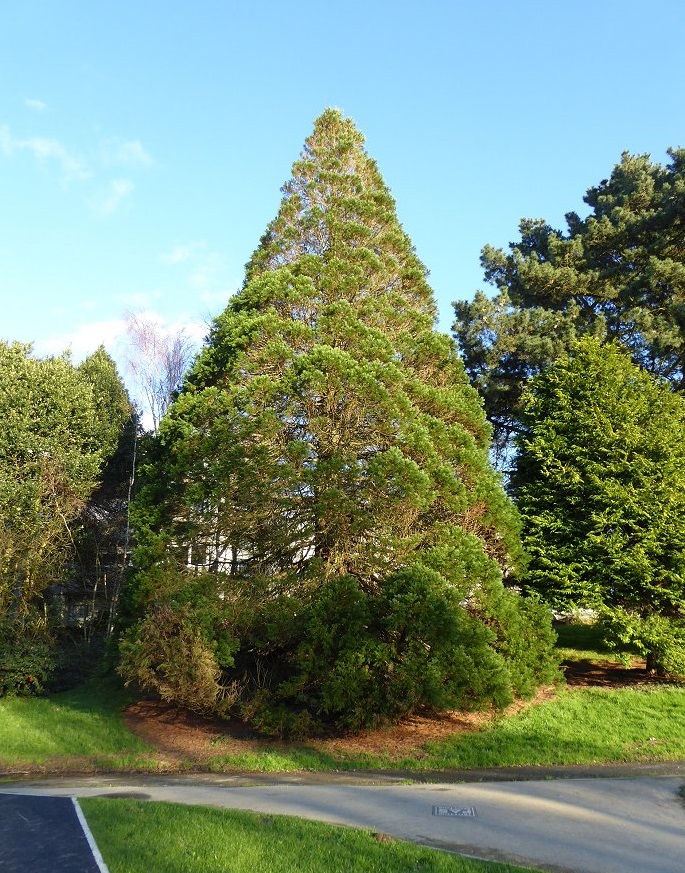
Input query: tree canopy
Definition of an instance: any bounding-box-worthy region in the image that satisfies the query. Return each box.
[513,338,685,674]
[120,109,556,735]
[453,148,685,464]
[0,343,133,693]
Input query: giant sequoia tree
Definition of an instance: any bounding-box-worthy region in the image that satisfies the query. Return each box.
[121,110,556,735]
[513,339,685,675]
[453,148,685,464]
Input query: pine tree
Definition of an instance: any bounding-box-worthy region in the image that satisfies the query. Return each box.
[120,110,556,734]
[453,148,685,464]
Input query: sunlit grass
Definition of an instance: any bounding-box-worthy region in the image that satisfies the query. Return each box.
[553,621,634,664]
[2,624,683,774]
[416,685,685,769]
[81,798,536,873]
[200,685,685,772]
[0,681,151,766]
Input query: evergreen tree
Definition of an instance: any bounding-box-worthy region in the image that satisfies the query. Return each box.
[513,338,685,675]
[453,148,685,464]
[120,110,556,734]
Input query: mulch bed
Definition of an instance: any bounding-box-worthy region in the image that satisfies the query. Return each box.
[120,658,682,767]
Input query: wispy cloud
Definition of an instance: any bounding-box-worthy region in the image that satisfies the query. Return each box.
[33,317,128,360]
[160,241,225,287]
[160,242,202,265]
[94,178,135,215]
[120,310,207,346]
[0,124,90,183]
[0,123,154,212]
[159,241,237,311]
[188,250,227,291]
[101,137,154,168]
[198,288,235,308]
[116,290,163,309]
[25,98,47,112]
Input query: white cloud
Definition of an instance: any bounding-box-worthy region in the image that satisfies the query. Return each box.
[0,126,10,157]
[160,242,203,265]
[25,98,47,112]
[116,290,163,309]
[159,241,237,313]
[94,178,135,215]
[0,125,153,211]
[183,248,224,291]
[0,123,90,183]
[33,318,128,361]
[119,309,206,343]
[32,310,205,371]
[26,135,90,182]
[199,288,235,308]
[102,137,154,168]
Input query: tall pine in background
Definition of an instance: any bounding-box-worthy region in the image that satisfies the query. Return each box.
[121,110,556,735]
[453,148,685,466]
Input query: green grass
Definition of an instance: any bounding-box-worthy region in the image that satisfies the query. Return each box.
[416,686,685,769]
[2,624,684,774]
[0,680,153,767]
[81,797,535,873]
[200,685,685,772]
[553,621,628,664]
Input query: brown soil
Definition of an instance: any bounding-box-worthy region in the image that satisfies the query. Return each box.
[120,659,662,769]
[562,658,680,688]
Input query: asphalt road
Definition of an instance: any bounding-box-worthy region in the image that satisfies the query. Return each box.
[0,794,107,873]
[1,772,684,873]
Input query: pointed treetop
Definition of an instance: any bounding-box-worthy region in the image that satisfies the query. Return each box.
[243,108,437,324]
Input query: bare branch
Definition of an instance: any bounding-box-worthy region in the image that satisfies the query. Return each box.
[122,312,196,431]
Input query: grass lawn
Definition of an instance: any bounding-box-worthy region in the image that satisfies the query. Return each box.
[0,680,154,769]
[1,624,683,774]
[81,798,536,873]
[553,621,626,664]
[414,685,685,769]
[199,684,685,772]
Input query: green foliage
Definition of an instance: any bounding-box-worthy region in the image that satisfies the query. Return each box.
[243,568,545,736]
[453,148,685,462]
[513,338,685,674]
[0,619,56,696]
[0,342,133,694]
[118,569,241,715]
[121,109,555,733]
[77,346,134,463]
[599,609,685,676]
[0,343,100,622]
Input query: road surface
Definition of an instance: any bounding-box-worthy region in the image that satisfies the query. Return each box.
[1,772,684,873]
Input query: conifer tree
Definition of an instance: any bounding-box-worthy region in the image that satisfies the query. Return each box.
[121,110,556,734]
[453,148,685,464]
[514,338,685,675]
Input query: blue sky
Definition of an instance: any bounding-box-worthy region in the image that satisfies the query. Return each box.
[2,0,684,397]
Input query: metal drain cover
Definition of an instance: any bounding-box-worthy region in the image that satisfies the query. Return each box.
[432,805,477,817]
